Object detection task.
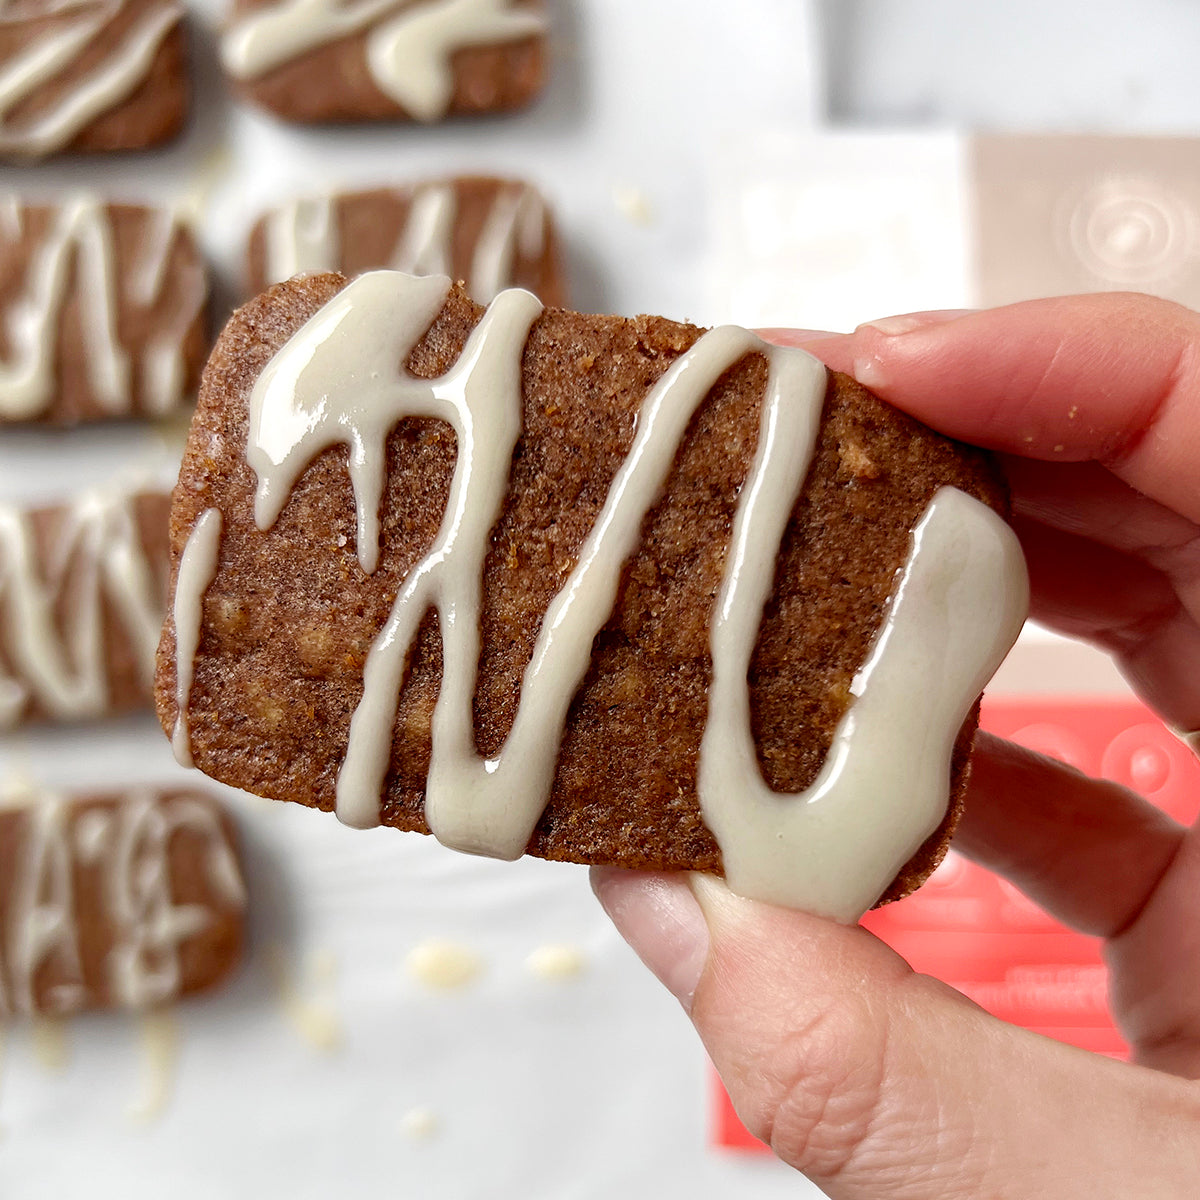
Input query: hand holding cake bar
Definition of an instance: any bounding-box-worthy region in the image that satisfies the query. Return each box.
[155,270,1027,922]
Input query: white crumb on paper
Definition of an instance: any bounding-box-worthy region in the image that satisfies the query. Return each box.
[399,1106,439,1141]
[525,944,586,981]
[270,946,344,1053]
[126,1008,179,1125]
[405,941,483,991]
[611,184,655,227]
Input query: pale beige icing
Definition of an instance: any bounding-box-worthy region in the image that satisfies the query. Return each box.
[126,1007,178,1124]
[235,270,1028,919]
[264,195,337,283]
[268,946,343,1052]
[405,940,483,990]
[0,196,205,419]
[525,944,584,980]
[222,0,544,122]
[0,488,162,727]
[0,0,181,159]
[0,787,246,1017]
[389,183,455,277]
[171,508,223,767]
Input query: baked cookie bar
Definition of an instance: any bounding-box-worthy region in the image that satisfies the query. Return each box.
[0,0,188,160]
[248,177,564,306]
[0,197,209,424]
[156,272,1028,922]
[221,0,545,125]
[0,783,244,1016]
[0,488,170,728]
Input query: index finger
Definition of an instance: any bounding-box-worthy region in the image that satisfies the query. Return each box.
[793,293,1200,525]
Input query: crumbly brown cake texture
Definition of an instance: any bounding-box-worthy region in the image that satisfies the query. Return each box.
[0,785,245,1017]
[247,177,566,306]
[0,0,188,159]
[222,0,545,126]
[0,199,209,425]
[157,274,1008,907]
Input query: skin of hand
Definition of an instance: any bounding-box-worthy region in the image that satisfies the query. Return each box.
[591,293,1200,1198]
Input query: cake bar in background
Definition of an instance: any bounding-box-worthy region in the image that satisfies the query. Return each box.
[248,177,565,306]
[221,0,546,125]
[0,197,209,424]
[0,488,170,728]
[0,0,188,160]
[0,784,244,1017]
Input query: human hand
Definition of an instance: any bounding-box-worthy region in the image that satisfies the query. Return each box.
[592,293,1200,1198]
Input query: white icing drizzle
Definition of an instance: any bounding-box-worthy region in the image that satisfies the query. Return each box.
[171,508,222,768]
[241,270,1029,918]
[0,196,202,420]
[106,791,244,1009]
[0,488,163,727]
[390,183,456,277]
[264,195,337,284]
[262,181,538,304]
[0,788,245,1016]
[6,797,85,1016]
[222,0,545,122]
[469,183,542,303]
[0,0,182,159]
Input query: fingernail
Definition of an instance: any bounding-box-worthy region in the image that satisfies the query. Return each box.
[591,868,709,1013]
[856,308,975,336]
[756,327,842,346]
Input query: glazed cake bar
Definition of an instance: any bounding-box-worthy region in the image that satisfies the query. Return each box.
[156,271,1028,922]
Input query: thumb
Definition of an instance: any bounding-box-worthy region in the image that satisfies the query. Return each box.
[591,869,1200,1199]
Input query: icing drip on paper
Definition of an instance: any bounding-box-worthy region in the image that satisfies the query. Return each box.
[223,0,545,121]
[0,488,163,727]
[126,1007,178,1123]
[0,196,204,419]
[171,508,222,767]
[0,788,246,1017]
[262,181,541,305]
[0,0,182,158]
[242,270,1028,919]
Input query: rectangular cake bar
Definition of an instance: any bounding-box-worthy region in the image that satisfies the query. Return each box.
[247,177,565,307]
[0,784,244,1016]
[0,196,209,424]
[0,0,188,160]
[0,488,171,728]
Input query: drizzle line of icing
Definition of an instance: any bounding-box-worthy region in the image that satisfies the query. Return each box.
[0,488,163,727]
[171,508,222,767]
[0,788,246,1017]
[262,181,544,305]
[0,196,205,419]
[0,0,182,158]
[222,0,545,122]
[238,271,1028,919]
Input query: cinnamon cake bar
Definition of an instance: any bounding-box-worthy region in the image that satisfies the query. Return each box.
[0,783,244,1016]
[221,0,545,125]
[0,197,209,424]
[156,271,1028,922]
[248,178,564,306]
[0,488,170,727]
[0,0,188,160]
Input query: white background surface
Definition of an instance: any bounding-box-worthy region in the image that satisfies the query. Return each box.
[0,0,1185,1196]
